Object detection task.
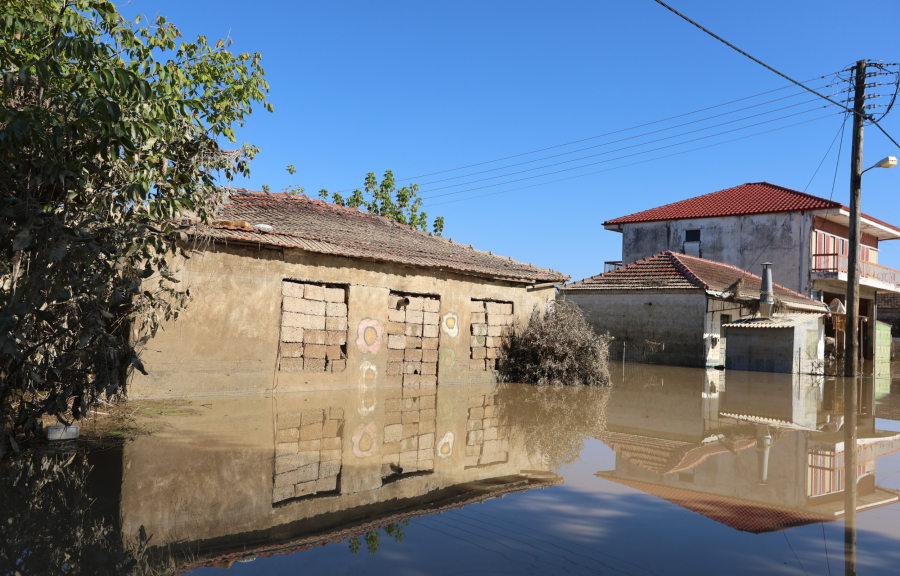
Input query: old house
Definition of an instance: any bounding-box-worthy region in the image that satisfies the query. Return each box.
[560,251,827,368]
[130,189,568,398]
[602,182,900,361]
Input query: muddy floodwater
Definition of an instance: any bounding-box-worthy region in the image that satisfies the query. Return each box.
[4,363,900,575]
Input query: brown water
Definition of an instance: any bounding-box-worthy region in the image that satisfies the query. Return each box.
[3,363,900,575]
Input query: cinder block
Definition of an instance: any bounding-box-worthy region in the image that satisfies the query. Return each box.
[323,287,345,302]
[295,462,319,483]
[326,345,343,360]
[275,453,300,474]
[321,436,341,450]
[325,302,347,316]
[471,312,486,324]
[401,410,420,424]
[388,294,404,309]
[286,312,325,331]
[402,423,419,439]
[316,476,338,492]
[304,330,327,345]
[404,361,422,375]
[465,444,482,457]
[388,335,407,350]
[468,396,485,408]
[422,337,439,350]
[281,326,304,343]
[383,442,401,455]
[483,439,502,453]
[282,281,305,298]
[419,419,435,433]
[419,375,437,388]
[384,412,401,425]
[423,324,439,338]
[406,337,422,349]
[329,407,344,420]
[281,342,304,358]
[487,314,503,326]
[326,317,348,331]
[420,408,436,421]
[387,322,405,335]
[497,426,509,439]
[329,359,346,373]
[467,430,484,445]
[405,348,423,361]
[388,362,403,375]
[485,302,511,316]
[276,428,299,443]
[405,324,423,337]
[421,362,437,375]
[320,449,341,461]
[326,330,347,345]
[294,480,317,498]
[399,450,418,467]
[402,435,418,451]
[403,397,420,411]
[472,347,487,359]
[484,427,498,441]
[407,297,425,311]
[403,374,420,388]
[385,398,401,412]
[487,326,502,337]
[406,310,424,324]
[484,405,497,418]
[388,309,406,323]
[499,303,513,315]
[470,300,485,312]
[420,394,436,409]
[486,348,498,359]
[277,441,299,455]
[469,406,485,419]
[422,349,438,363]
[284,297,326,316]
[420,433,435,449]
[384,423,403,443]
[300,422,323,440]
[322,418,340,437]
[419,459,434,471]
[417,448,432,461]
[388,349,405,362]
[424,298,440,312]
[304,284,325,301]
[280,358,304,372]
[298,450,320,467]
[423,312,440,325]
[273,475,296,500]
[298,439,321,452]
[472,324,487,336]
[305,344,326,359]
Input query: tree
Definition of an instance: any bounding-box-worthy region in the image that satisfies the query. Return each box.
[0,0,271,445]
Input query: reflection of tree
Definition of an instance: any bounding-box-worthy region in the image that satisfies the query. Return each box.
[347,520,409,555]
[496,382,610,469]
[0,453,163,575]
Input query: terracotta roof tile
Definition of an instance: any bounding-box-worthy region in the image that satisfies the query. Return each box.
[562,251,826,311]
[603,182,900,234]
[189,189,569,285]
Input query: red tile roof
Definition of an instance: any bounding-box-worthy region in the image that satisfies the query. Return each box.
[189,189,569,285]
[597,474,833,533]
[562,251,826,311]
[603,182,900,234]
[600,432,755,476]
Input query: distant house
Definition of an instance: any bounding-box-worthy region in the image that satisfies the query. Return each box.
[560,251,826,369]
[130,189,568,398]
[601,182,900,361]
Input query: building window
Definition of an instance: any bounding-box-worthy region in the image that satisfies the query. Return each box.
[685,229,701,243]
[279,281,348,373]
[470,299,513,371]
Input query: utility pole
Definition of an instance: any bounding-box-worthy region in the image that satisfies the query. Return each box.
[844,59,866,377]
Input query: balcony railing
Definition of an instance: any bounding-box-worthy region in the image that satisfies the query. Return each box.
[811,253,900,285]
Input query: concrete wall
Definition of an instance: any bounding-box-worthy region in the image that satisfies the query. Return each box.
[130,243,556,398]
[725,316,823,374]
[619,212,814,296]
[566,290,709,367]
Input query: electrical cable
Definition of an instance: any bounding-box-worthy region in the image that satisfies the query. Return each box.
[649,0,900,150]
[782,531,810,576]
[822,523,833,576]
[804,117,849,192]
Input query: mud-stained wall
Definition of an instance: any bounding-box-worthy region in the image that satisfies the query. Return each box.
[725,316,824,374]
[566,290,709,367]
[619,212,813,296]
[129,244,555,398]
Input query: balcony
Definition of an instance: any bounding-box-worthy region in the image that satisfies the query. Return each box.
[811,253,900,292]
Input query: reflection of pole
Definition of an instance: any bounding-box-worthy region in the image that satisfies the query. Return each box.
[756,425,772,484]
[844,59,866,377]
[844,374,858,576]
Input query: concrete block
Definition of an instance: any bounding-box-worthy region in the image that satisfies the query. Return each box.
[329,407,344,420]
[329,359,346,373]
[484,427,498,441]
[467,419,482,431]
[408,297,425,311]
[384,412,401,425]
[383,443,401,456]
[384,423,403,443]
[287,312,326,331]
[388,309,406,323]
[282,281,305,298]
[388,348,405,361]
[320,449,341,462]
[403,380,421,395]
[322,419,340,437]
[275,453,300,474]
[419,419,435,433]
[304,330,326,345]
[424,298,441,312]
[487,326,502,337]
[304,284,325,301]
[486,348,498,359]
[388,362,403,375]
[401,410,420,423]
[296,462,319,483]
[420,433,435,449]
[465,455,480,467]
[281,342,304,358]
[326,316,348,331]
[470,359,486,370]
[471,312,486,324]
[277,441,299,455]
[424,312,440,325]
[322,436,342,450]
[483,439,502,453]
[422,337,439,350]
[403,397,420,411]
[273,479,294,502]
[472,347,487,359]
[421,362,437,375]
[468,395,485,408]
[402,423,419,439]
[405,323,423,337]
[385,398,401,412]
[326,345,343,360]
[294,480,317,498]
[388,335,407,349]
[485,302,510,315]
[400,451,418,467]
[300,422,323,441]
[298,439,321,452]
[423,324,439,338]
[420,408,436,421]
[469,406,485,419]
[326,330,347,345]
[470,300,485,312]
[385,383,402,396]
[323,287,345,302]
[284,297,326,316]
[387,322,405,335]
[280,358,304,372]
[470,335,485,347]
[472,324,487,336]
[305,344,326,359]
[484,395,495,406]
[405,348,423,361]
[281,326,304,343]
[420,394,436,409]
[406,310,424,324]
[467,430,484,445]
[298,450,320,467]
[418,448,432,461]
[465,445,482,457]
[388,294,404,308]
[316,476,338,492]
[420,375,437,389]
[484,405,497,418]
[497,426,509,439]
[406,337,422,349]
[325,302,347,316]
[402,436,419,451]
[276,428,299,443]
[422,349,438,363]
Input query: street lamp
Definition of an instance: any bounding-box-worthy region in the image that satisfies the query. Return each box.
[861,156,898,174]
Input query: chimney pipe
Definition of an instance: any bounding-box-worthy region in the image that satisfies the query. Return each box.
[759,263,775,318]
[756,425,773,485]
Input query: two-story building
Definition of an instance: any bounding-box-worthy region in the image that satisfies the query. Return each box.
[601,182,900,360]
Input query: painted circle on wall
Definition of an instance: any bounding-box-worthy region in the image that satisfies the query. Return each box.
[441,312,459,338]
[437,398,453,421]
[437,431,454,459]
[352,421,378,458]
[440,347,456,370]
[356,318,384,354]
[358,361,377,416]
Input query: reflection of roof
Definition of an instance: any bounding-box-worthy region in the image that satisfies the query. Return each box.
[563,251,826,312]
[600,432,755,476]
[189,189,569,284]
[596,474,832,533]
[723,316,808,329]
[175,474,562,573]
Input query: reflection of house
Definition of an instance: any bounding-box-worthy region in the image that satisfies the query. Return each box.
[601,182,900,360]
[596,366,900,533]
[132,189,566,398]
[561,251,826,367]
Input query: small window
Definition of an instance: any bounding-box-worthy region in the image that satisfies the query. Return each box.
[685,229,701,242]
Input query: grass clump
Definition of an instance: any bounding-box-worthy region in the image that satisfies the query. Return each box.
[498,299,613,386]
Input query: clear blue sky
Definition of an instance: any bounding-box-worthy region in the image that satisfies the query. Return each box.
[121,0,900,282]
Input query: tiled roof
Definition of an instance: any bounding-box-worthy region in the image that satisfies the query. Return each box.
[562,251,826,311]
[877,293,900,309]
[600,432,755,476]
[597,474,832,533]
[603,182,900,234]
[189,189,569,284]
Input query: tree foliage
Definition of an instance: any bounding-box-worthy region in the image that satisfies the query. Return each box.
[0,0,271,442]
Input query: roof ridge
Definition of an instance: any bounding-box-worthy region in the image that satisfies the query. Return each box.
[666,251,708,290]
[752,181,842,207]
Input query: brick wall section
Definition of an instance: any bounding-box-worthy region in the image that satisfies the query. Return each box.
[469,299,513,371]
[280,281,348,373]
[382,292,440,478]
[273,408,343,503]
[464,394,509,466]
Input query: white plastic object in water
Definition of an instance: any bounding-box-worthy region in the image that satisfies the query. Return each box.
[46,424,80,440]
[253,224,274,232]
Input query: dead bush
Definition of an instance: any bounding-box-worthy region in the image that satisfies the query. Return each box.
[498,299,613,386]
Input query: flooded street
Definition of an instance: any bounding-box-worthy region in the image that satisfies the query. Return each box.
[4,363,900,575]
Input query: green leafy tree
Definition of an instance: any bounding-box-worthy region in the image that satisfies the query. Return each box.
[331,170,444,236]
[0,0,271,443]
[283,164,304,195]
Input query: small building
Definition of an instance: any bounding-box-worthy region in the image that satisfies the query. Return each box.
[560,251,827,368]
[130,189,568,398]
[723,316,823,374]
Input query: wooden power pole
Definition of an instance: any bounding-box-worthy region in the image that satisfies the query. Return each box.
[844,59,867,377]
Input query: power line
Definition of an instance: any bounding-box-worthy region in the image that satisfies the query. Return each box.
[650,0,900,150]
[804,116,849,192]
[428,113,834,207]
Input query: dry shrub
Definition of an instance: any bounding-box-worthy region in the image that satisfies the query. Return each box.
[498,299,613,386]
